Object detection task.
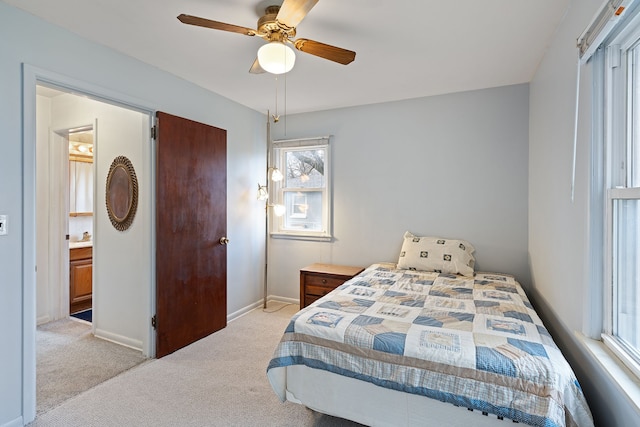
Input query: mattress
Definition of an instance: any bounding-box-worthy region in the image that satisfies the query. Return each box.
[267,263,593,427]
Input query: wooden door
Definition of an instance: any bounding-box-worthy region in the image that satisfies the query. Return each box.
[155,111,227,358]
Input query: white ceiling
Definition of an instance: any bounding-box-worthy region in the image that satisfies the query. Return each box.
[6,0,570,114]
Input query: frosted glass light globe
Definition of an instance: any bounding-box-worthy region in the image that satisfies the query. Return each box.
[258,42,296,74]
[273,204,286,217]
[271,167,284,182]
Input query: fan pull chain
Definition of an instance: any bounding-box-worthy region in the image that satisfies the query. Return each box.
[272,76,279,123]
[271,72,287,135]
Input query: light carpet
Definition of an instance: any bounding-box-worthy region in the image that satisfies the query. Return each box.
[36,318,148,415]
[30,302,362,426]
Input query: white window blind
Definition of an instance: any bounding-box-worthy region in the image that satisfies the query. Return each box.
[578,0,635,62]
[573,1,637,202]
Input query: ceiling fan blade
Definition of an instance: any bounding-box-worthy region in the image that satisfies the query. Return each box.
[293,39,356,65]
[249,58,266,74]
[276,0,319,29]
[177,14,256,36]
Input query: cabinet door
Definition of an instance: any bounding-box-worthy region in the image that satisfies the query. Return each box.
[70,258,92,312]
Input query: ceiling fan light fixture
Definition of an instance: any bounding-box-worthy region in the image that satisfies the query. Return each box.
[258,41,296,74]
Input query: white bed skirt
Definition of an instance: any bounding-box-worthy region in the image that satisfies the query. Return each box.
[269,364,509,427]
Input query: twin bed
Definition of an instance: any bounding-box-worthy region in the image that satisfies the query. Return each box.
[266,233,593,427]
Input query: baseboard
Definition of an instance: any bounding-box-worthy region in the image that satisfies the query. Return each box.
[1,416,23,427]
[227,301,263,323]
[268,295,299,306]
[36,314,50,325]
[227,295,300,324]
[94,328,143,352]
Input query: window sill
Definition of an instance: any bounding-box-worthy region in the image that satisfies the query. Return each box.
[270,232,332,242]
[576,332,640,415]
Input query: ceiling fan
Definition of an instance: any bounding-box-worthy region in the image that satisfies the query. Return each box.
[177,0,356,74]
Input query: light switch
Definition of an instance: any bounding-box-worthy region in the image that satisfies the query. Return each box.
[0,215,7,235]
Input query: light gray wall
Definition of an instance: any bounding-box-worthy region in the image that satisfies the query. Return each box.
[529,0,640,425]
[269,84,530,301]
[0,3,266,426]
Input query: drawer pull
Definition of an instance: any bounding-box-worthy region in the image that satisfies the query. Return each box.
[322,279,327,284]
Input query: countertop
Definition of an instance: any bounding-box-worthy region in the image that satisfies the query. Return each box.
[70,241,93,249]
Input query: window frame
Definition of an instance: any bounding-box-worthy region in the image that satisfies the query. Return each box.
[270,136,332,241]
[602,14,640,379]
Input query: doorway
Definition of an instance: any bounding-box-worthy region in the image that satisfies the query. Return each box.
[68,127,94,321]
[34,83,154,353]
[25,67,229,423]
[27,75,156,421]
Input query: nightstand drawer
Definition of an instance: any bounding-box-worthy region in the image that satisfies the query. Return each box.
[305,283,340,299]
[300,263,364,309]
[304,274,345,291]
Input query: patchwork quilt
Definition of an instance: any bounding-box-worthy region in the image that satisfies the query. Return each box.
[267,264,593,427]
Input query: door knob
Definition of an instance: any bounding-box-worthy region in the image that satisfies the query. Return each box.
[219,237,229,245]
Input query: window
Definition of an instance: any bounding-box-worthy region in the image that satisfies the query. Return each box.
[603,14,640,377]
[271,137,331,240]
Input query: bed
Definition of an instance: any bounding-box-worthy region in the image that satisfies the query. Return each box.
[266,233,594,427]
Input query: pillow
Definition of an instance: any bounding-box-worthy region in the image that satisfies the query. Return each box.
[396,231,475,276]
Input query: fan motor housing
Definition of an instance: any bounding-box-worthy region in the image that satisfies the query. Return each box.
[257,6,296,41]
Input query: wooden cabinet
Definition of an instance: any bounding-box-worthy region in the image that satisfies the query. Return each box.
[300,263,364,309]
[70,246,92,313]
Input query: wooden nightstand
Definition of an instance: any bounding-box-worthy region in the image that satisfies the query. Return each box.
[300,263,365,309]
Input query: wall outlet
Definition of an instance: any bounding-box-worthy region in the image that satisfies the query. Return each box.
[0,215,7,235]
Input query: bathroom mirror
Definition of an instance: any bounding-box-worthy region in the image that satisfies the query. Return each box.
[106,155,138,231]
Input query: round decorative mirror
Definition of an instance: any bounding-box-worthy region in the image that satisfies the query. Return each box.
[106,155,138,231]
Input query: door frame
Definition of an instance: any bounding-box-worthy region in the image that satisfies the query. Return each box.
[22,64,157,423]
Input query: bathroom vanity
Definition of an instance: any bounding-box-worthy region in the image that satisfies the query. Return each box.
[70,242,92,313]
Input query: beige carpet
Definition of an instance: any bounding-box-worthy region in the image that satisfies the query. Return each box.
[30,302,362,427]
[36,318,148,415]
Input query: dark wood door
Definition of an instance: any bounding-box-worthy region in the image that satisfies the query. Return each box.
[155,111,227,358]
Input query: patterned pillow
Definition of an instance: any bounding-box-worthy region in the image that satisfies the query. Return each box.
[397,231,475,276]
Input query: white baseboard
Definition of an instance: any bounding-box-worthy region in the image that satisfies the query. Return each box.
[227,295,300,324]
[1,416,24,427]
[94,328,143,352]
[36,314,51,325]
[268,295,299,306]
[227,301,263,322]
